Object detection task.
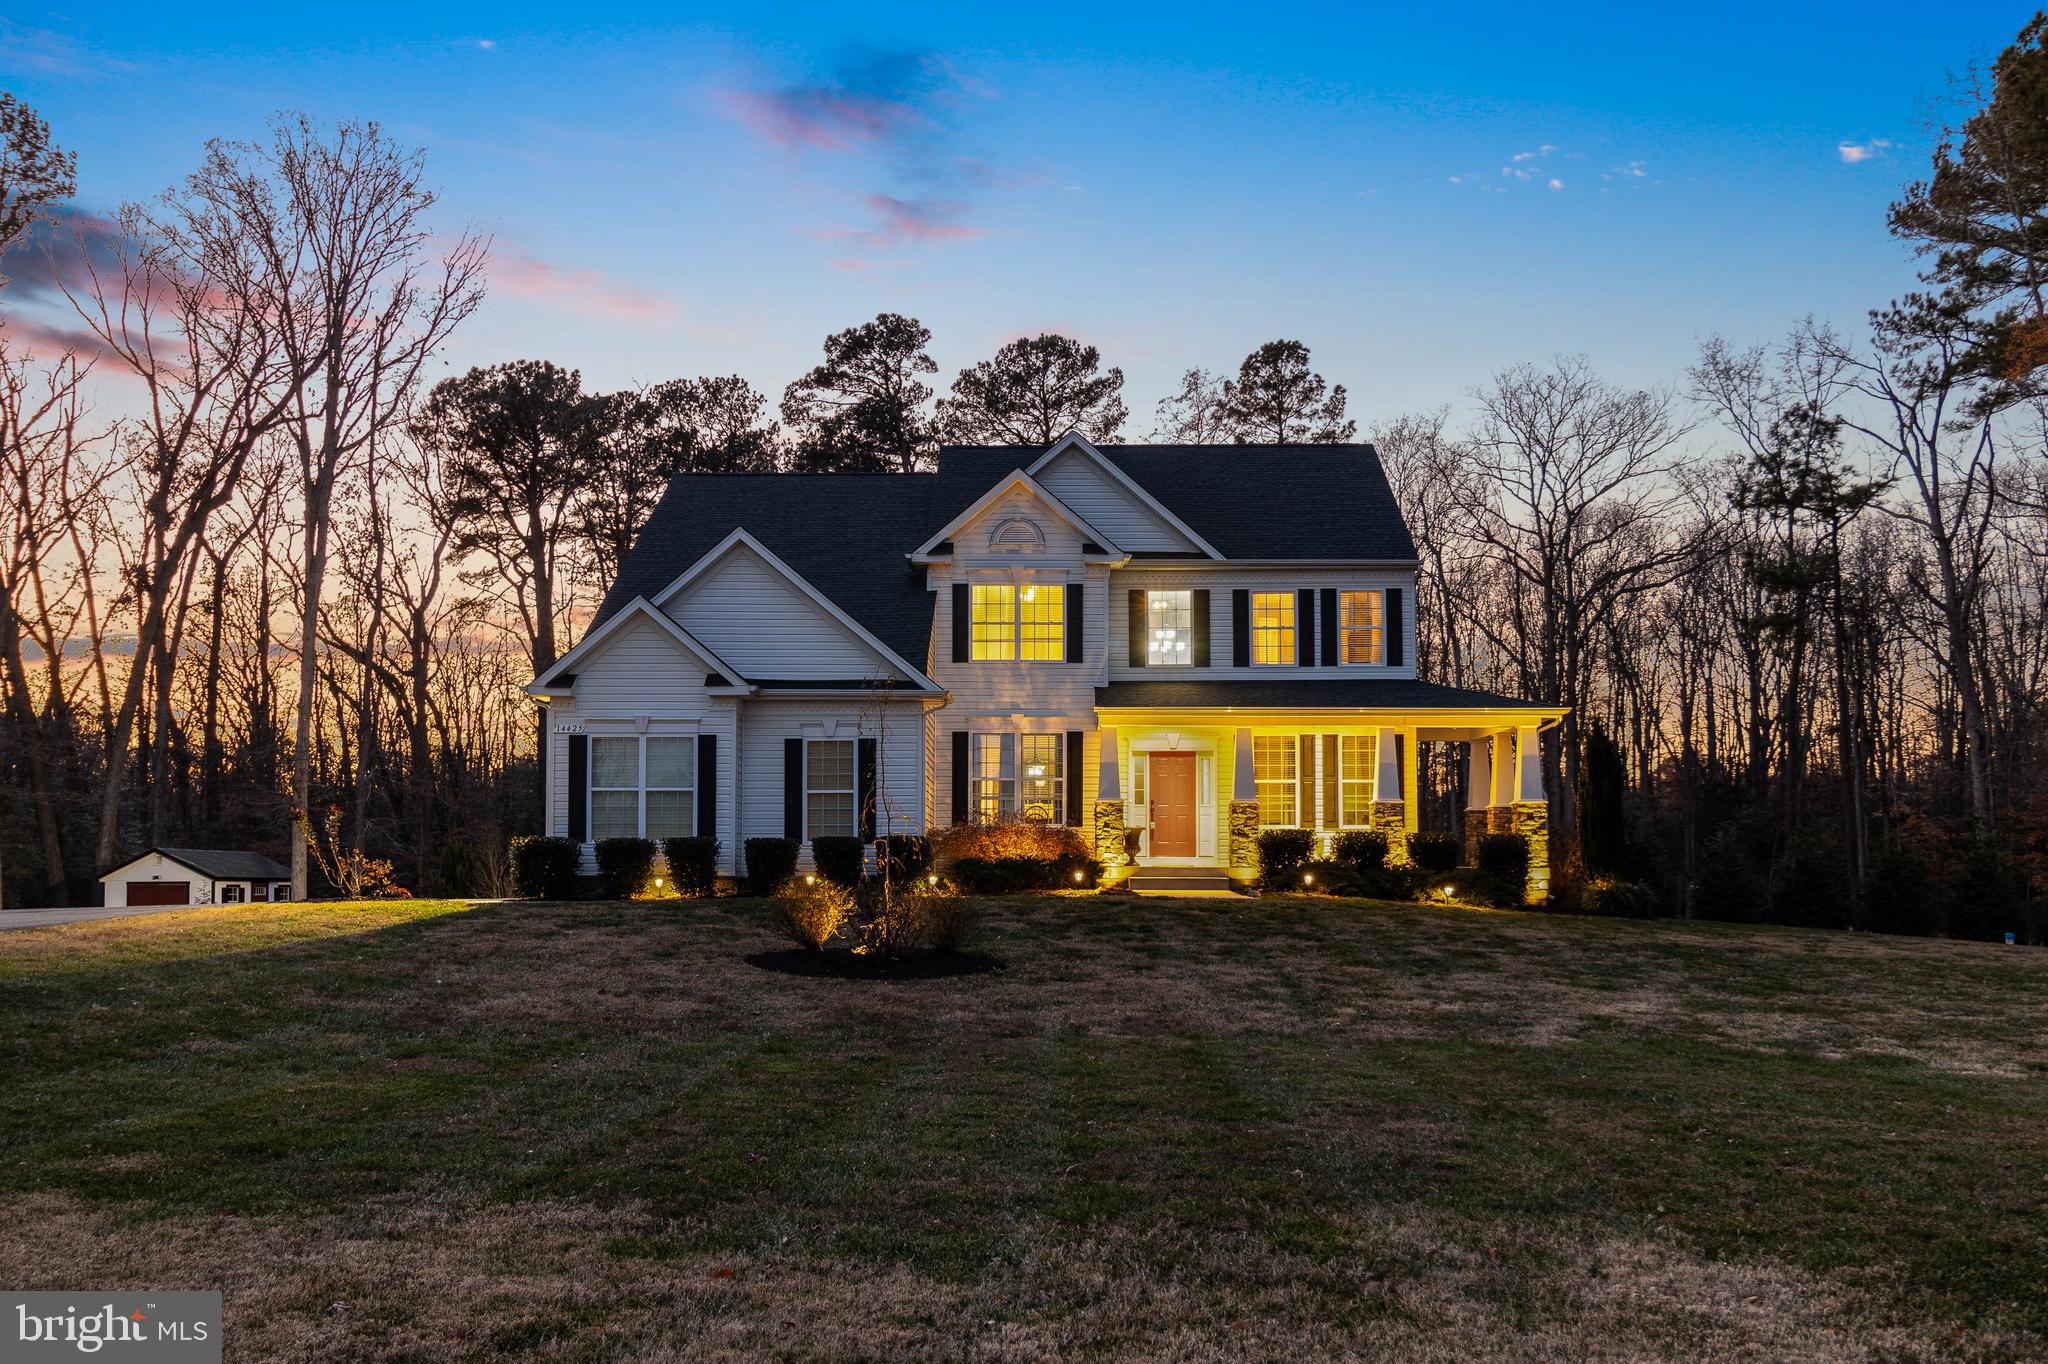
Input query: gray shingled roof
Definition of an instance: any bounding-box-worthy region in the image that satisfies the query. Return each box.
[1095,680,1557,710]
[592,445,1415,668]
[142,848,292,880]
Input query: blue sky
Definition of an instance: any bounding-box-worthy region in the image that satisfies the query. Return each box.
[2,3,2036,426]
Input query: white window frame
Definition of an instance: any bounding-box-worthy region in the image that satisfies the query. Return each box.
[805,737,857,840]
[588,734,697,841]
[1253,734,1298,827]
[220,883,245,904]
[1251,592,1295,667]
[1145,589,1193,667]
[969,580,1066,662]
[1338,734,1378,827]
[1019,734,1064,824]
[1339,590,1385,666]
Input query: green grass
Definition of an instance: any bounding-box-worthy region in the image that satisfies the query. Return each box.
[0,894,2043,1361]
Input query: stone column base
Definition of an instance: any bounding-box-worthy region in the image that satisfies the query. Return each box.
[1228,800,1260,884]
[1369,801,1409,864]
[1463,809,1487,866]
[1094,801,1128,879]
[1512,801,1550,903]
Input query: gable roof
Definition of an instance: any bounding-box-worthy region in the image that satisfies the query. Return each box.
[1024,435,1223,558]
[102,847,292,882]
[528,597,748,694]
[908,467,1127,561]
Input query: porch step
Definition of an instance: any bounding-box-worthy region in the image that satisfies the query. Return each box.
[1124,868,1237,893]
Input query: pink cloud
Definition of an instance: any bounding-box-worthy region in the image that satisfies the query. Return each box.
[716,87,920,153]
[862,195,982,245]
[488,247,674,325]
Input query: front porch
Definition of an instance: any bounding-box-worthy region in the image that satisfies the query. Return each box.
[1090,707,1562,899]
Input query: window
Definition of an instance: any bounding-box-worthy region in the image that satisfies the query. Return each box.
[1146,590,1192,666]
[1339,734,1378,826]
[807,739,856,839]
[220,884,245,904]
[590,735,696,840]
[1340,591,1385,665]
[1253,735,1297,826]
[971,734,1012,823]
[970,582,1065,661]
[1251,592,1295,666]
[1019,734,1064,824]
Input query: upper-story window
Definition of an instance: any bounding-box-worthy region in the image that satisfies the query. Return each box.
[1251,592,1295,666]
[970,582,1064,661]
[1146,590,1192,666]
[1340,590,1385,665]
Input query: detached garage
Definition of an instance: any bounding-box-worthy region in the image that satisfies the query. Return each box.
[100,848,292,908]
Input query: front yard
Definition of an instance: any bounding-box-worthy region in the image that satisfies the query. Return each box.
[0,895,2043,1361]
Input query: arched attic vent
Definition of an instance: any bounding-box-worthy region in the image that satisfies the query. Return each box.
[988,516,1045,550]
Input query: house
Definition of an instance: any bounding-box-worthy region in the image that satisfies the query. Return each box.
[527,435,1565,895]
[100,848,293,907]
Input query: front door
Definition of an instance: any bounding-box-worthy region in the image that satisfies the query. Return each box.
[1150,751,1198,857]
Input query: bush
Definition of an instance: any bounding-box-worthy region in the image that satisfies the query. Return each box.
[947,854,1098,894]
[1407,831,1460,873]
[1858,841,1938,936]
[661,837,720,898]
[770,874,851,951]
[1944,842,2028,943]
[860,882,978,955]
[1583,878,1661,919]
[875,834,932,884]
[1294,859,1360,895]
[1332,830,1390,870]
[594,837,658,898]
[934,820,1089,865]
[1256,828,1316,886]
[510,835,579,900]
[434,840,481,897]
[811,835,866,888]
[743,838,799,896]
[1474,832,1530,907]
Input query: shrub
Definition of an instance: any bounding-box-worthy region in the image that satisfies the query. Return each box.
[947,855,1097,894]
[811,835,866,888]
[933,820,1089,865]
[770,874,851,951]
[435,840,481,897]
[1858,841,1938,936]
[510,835,579,900]
[661,837,720,898]
[743,838,799,896]
[1294,859,1359,895]
[1332,830,1390,870]
[1407,831,1460,874]
[1256,828,1316,886]
[860,882,978,955]
[1944,842,2028,943]
[875,834,932,884]
[1584,878,1661,919]
[1474,833,1530,907]
[594,837,658,899]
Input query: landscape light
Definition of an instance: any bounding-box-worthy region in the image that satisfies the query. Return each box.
[653,876,664,889]
[1303,872,1315,886]
[804,874,816,886]
[1073,870,1085,883]
[928,874,939,886]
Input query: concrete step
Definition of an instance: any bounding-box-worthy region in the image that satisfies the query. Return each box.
[1125,869,1234,891]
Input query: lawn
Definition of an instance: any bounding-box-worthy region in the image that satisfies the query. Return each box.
[1,895,2044,1362]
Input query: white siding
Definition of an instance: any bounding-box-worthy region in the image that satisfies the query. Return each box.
[734,699,928,870]
[1107,567,1420,682]
[666,541,900,680]
[1034,446,1206,553]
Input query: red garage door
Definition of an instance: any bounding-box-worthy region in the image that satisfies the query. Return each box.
[126,881,190,906]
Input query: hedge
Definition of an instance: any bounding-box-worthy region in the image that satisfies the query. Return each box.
[811,835,865,888]
[595,837,658,898]
[661,836,720,897]
[1256,828,1315,886]
[743,838,799,896]
[511,835,578,899]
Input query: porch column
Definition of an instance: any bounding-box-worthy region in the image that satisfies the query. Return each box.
[1371,726,1408,861]
[1093,726,1127,876]
[1489,731,1516,833]
[1463,738,1493,865]
[1227,727,1258,884]
[1512,723,1550,902]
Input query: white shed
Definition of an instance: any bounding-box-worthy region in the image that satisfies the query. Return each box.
[99,848,293,908]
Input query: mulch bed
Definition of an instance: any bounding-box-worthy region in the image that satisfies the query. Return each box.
[744,948,1007,981]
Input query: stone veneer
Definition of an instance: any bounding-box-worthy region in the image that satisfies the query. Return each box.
[1093,800,1128,878]
[1512,801,1550,903]
[1227,801,1260,883]
[1369,801,1409,864]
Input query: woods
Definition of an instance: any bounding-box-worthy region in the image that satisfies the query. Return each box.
[2,12,2047,931]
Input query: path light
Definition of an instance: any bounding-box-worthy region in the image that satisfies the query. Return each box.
[653,876,664,889]
[928,874,939,886]
[1073,869,1085,883]
[1303,872,1315,887]
[804,874,816,887]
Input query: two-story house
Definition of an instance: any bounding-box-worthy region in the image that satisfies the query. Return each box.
[526,435,1564,895]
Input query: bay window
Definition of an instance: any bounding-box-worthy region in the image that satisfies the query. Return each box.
[1146,590,1192,665]
[1253,735,1297,826]
[591,735,697,839]
[1251,592,1295,666]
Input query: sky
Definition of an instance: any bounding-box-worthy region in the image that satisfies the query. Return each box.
[1,2,2039,431]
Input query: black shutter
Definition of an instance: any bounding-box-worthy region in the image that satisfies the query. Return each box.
[1386,587,1405,667]
[1128,589,1147,668]
[697,733,717,842]
[1299,734,1316,828]
[1322,734,1339,830]
[952,583,969,663]
[566,734,588,841]
[1320,588,1338,666]
[1191,588,1211,667]
[950,730,969,824]
[784,737,803,840]
[1232,590,1250,667]
[857,737,877,841]
[1066,583,1084,663]
[1296,588,1316,667]
[1065,730,1084,826]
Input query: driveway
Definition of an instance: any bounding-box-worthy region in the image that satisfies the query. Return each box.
[0,903,211,931]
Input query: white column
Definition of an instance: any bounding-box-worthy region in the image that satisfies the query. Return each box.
[1491,732,1516,808]
[1515,724,1546,802]
[1374,726,1403,800]
[1232,728,1255,801]
[1465,737,1492,812]
[1097,726,1120,801]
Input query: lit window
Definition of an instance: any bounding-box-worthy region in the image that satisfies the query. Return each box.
[1253,735,1297,826]
[590,735,696,840]
[1019,734,1064,823]
[1019,584,1064,660]
[806,739,856,839]
[1146,590,1192,666]
[1340,591,1385,665]
[1339,735,1378,826]
[971,584,1016,660]
[971,733,1014,823]
[1251,593,1295,666]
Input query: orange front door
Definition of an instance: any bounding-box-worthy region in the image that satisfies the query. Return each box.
[1150,752,1198,857]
